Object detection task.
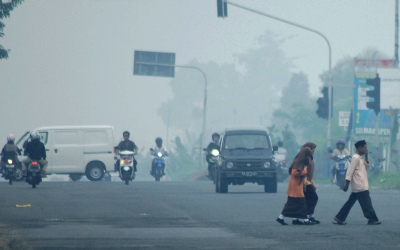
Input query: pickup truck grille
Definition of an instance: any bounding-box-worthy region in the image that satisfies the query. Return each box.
[234,160,263,169]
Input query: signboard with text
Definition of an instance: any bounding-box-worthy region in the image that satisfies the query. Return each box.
[353,59,394,137]
[134,50,175,77]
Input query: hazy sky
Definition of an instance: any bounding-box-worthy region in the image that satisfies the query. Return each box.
[0,0,396,147]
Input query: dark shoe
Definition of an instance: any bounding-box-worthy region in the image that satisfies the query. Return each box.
[309,217,321,224]
[292,219,304,225]
[303,220,316,225]
[368,220,381,225]
[276,218,288,225]
[333,217,347,225]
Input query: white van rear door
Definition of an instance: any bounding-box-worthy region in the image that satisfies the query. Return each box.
[51,130,83,173]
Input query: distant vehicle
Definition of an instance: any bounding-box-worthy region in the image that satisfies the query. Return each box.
[16,126,115,181]
[214,126,277,193]
[332,154,351,190]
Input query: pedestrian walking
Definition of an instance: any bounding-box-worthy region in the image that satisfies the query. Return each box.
[301,142,320,224]
[276,147,315,225]
[333,140,381,225]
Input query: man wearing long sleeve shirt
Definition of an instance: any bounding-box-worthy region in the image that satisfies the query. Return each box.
[333,140,381,225]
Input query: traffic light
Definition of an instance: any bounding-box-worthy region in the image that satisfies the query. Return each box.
[217,0,227,18]
[366,75,381,115]
[316,87,329,119]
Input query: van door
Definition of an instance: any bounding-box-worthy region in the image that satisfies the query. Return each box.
[50,130,84,174]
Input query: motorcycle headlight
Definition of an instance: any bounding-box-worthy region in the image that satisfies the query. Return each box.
[157,152,162,157]
[123,166,130,171]
[211,149,220,157]
[7,159,13,164]
[264,161,271,168]
[226,162,234,169]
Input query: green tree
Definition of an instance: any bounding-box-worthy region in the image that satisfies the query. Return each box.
[0,0,24,60]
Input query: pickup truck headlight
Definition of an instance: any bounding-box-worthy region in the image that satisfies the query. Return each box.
[226,162,234,169]
[263,161,271,168]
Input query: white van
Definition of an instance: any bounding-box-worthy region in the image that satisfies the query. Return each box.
[16,126,115,181]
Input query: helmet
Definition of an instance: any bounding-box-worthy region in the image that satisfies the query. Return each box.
[155,137,162,143]
[336,139,345,146]
[7,134,15,142]
[212,133,220,140]
[30,131,40,140]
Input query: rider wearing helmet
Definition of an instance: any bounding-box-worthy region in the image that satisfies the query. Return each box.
[1,134,22,176]
[150,137,168,176]
[331,139,350,182]
[206,133,220,176]
[22,131,48,177]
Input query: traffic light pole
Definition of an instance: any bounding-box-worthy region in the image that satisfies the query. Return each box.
[135,62,208,170]
[224,0,333,149]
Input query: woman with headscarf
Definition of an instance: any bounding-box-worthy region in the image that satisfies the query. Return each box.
[301,142,320,224]
[276,147,315,225]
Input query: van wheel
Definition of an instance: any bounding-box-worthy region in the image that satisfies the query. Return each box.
[85,162,105,181]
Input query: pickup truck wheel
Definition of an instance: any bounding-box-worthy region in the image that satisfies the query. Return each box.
[69,174,82,182]
[264,177,277,193]
[85,162,105,181]
[215,171,220,193]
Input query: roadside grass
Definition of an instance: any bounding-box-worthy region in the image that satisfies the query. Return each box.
[369,171,400,190]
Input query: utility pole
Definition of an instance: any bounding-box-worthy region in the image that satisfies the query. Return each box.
[395,0,399,67]
[220,0,333,150]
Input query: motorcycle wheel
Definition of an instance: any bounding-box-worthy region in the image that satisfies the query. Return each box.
[8,177,12,185]
[125,179,129,185]
[32,181,36,188]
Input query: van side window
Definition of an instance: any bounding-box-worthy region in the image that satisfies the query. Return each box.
[84,131,108,145]
[39,132,48,145]
[54,131,79,145]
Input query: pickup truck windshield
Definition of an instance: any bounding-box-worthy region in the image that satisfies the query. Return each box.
[223,134,270,150]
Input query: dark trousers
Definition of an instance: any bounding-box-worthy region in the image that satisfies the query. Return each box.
[335,190,379,222]
[305,185,318,215]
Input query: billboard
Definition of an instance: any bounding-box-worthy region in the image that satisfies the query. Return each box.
[353,59,394,137]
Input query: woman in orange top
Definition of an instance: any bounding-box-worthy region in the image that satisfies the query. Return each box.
[276,147,315,225]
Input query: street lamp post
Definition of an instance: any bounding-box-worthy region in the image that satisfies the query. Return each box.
[223,0,333,149]
[135,62,208,168]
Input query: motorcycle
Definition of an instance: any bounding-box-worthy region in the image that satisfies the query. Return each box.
[150,149,166,181]
[26,160,42,188]
[332,154,351,190]
[275,159,289,182]
[118,150,135,185]
[203,148,220,182]
[2,157,17,185]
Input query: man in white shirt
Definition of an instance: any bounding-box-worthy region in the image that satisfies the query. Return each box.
[333,140,381,225]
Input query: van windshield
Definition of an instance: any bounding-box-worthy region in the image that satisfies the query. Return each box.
[223,134,270,150]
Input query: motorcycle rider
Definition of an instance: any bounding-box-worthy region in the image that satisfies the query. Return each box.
[150,137,168,176]
[206,132,220,177]
[331,139,350,183]
[117,131,138,172]
[274,141,287,162]
[22,131,48,177]
[0,134,21,177]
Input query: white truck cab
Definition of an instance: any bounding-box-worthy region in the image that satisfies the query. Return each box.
[16,126,115,181]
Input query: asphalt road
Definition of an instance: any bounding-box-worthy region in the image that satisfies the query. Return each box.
[0,178,399,249]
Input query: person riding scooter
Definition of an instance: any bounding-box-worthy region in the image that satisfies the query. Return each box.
[150,137,168,176]
[331,139,350,183]
[117,131,138,172]
[206,132,220,177]
[22,131,48,177]
[0,134,21,177]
